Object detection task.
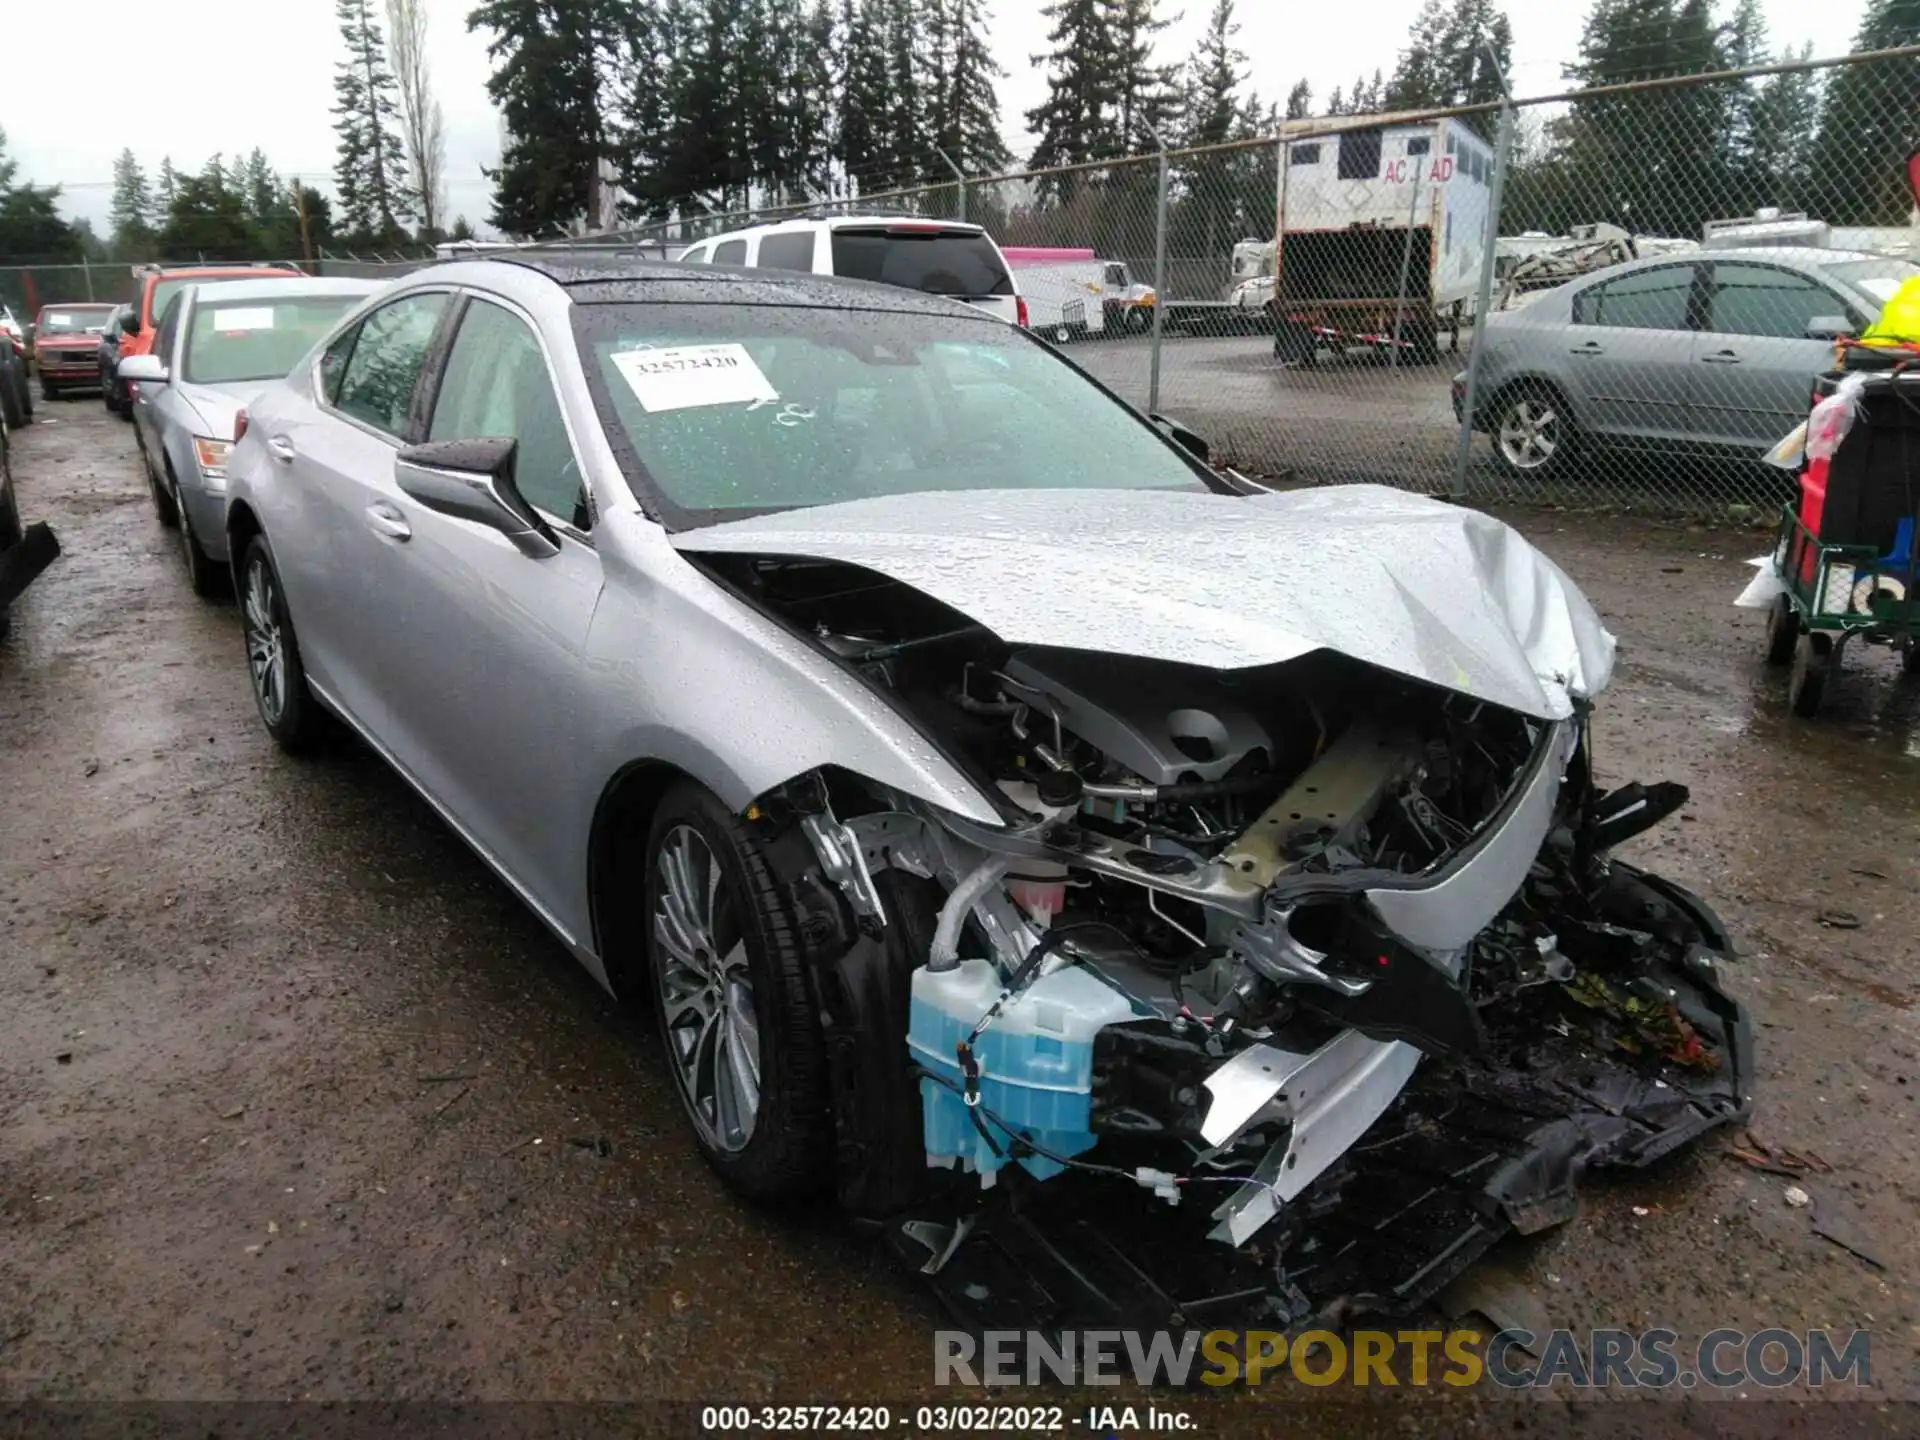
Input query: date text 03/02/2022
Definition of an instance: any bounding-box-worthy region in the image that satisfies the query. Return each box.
[698,1405,1196,1432]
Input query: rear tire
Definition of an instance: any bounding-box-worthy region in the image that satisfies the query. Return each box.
[1788,631,1831,716]
[642,783,831,1202]
[1763,594,1798,667]
[239,535,325,752]
[40,381,57,402]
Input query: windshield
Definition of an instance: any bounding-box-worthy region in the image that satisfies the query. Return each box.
[572,302,1208,529]
[829,227,1013,297]
[37,306,115,335]
[1821,257,1920,307]
[184,294,369,384]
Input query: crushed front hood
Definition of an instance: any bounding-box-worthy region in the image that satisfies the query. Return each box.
[673,486,1615,719]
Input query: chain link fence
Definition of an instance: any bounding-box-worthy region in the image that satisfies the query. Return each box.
[9,46,1915,515]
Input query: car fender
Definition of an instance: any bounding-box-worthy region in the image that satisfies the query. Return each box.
[582,507,1003,828]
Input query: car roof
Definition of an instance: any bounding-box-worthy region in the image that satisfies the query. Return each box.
[691,214,989,240]
[37,301,115,312]
[465,252,1000,318]
[146,265,303,287]
[177,277,385,304]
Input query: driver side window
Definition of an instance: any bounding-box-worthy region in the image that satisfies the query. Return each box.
[428,299,588,530]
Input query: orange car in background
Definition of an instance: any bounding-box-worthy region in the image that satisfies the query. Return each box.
[106,262,302,416]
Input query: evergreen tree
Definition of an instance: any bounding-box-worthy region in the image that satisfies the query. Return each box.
[1749,45,1821,214]
[837,0,895,189]
[158,166,259,258]
[606,0,675,217]
[1284,79,1312,119]
[471,0,616,237]
[1387,0,1512,126]
[1808,0,1920,224]
[157,157,180,212]
[881,0,928,187]
[334,0,411,243]
[0,129,82,261]
[927,0,1011,178]
[1176,0,1249,256]
[108,149,156,251]
[1026,0,1122,196]
[1111,0,1179,150]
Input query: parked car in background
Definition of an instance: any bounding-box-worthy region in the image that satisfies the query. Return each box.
[677,216,1025,327]
[98,304,135,416]
[215,255,1746,1328]
[118,276,383,596]
[1457,247,1920,479]
[0,318,31,428]
[32,303,117,398]
[109,262,303,413]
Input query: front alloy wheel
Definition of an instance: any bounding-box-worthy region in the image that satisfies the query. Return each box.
[1494,390,1572,478]
[240,536,323,751]
[641,784,830,1199]
[652,824,761,1154]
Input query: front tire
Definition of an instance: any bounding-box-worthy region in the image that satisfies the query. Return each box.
[1763,594,1798,667]
[1491,384,1577,481]
[239,535,325,752]
[173,470,223,599]
[40,381,58,403]
[1788,631,1831,716]
[642,784,831,1201]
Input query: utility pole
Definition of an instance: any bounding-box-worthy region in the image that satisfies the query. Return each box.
[934,145,967,223]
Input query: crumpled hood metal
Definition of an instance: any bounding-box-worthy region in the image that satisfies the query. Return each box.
[672,485,1615,719]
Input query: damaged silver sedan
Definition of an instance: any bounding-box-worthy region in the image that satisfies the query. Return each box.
[222,254,1751,1329]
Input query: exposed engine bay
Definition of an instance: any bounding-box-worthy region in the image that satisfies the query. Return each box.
[694,552,1753,1330]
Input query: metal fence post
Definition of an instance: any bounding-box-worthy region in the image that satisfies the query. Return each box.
[935,145,966,223]
[1389,161,1423,372]
[1450,98,1515,503]
[1149,131,1169,416]
[81,256,94,300]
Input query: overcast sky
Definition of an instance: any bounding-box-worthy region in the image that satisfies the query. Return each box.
[5,0,1868,240]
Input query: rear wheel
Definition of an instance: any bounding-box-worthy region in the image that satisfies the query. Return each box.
[642,783,831,1201]
[1763,594,1798,667]
[1788,631,1831,716]
[1491,384,1577,480]
[39,380,58,402]
[240,535,325,752]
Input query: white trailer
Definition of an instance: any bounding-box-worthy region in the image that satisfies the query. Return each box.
[1002,248,1110,343]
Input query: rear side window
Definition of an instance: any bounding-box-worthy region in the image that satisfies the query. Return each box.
[1572,265,1696,332]
[679,245,710,264]
[829,228,1013,297]
[713,239,748,266]
[756,232,816,272]
[332,292,449,438]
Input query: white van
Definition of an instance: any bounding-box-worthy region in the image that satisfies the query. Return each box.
[676,216,1025,327]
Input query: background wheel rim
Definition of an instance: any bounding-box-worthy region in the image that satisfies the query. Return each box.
[243,557,287,724]
[1498,399,1559,470]
[652,824,761,1154]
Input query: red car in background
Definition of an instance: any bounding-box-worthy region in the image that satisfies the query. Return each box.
[107,263,302,414]
[31,304,117,400]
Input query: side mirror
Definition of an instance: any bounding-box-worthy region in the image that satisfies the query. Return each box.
[394,437,559,559]
[1150,412,1211,465]
[1806,315,1855,341]
[120,310,140,335]
[118,354,168,385]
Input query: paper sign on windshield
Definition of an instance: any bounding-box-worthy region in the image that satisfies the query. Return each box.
[211,308,275,332]
[610,344,778,413]
[47,313,72,326]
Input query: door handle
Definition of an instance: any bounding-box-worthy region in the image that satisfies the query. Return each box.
[1569,342,1604,357]
[266,435,297,463]
[365,502,411,541]
[1701,350,1743,364]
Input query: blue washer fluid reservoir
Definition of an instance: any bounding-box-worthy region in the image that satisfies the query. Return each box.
[907,957,1143,1182]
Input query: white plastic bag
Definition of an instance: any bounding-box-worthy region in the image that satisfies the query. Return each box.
[1805,371,1869,463]
[1734,555,1787,609]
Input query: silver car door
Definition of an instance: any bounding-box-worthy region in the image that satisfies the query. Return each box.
[265,290,453,736]
[1689,260,1852,450]
[373,293,603,937]
[1560,263,1700,445]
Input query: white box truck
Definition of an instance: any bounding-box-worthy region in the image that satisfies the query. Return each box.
[1233,115,1496,364]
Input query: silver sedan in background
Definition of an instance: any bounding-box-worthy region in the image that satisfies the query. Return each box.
[1458,247,1919,479]
[118,277,384,595]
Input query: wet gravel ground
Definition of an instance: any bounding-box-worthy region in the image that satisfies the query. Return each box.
[3,400,1918,1430]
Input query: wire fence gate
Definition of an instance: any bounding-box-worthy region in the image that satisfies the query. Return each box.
[8,46,1919,517]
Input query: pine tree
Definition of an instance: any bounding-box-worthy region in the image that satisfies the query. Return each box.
[928,0,1011,177]
[1110,0,1179,150]
[334,0,411,244]
[1749,45,1821,214]
[1176,1,1249,258]
[108,148,156,252]
[1026,0,1122,196]
[471,0,616,237]
[837,0,895,190]
[1808,0,1920,224]
[1284,79,1312,119]
[157,157,180,213]
[881,0,928,188]
[607,0,674,217]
